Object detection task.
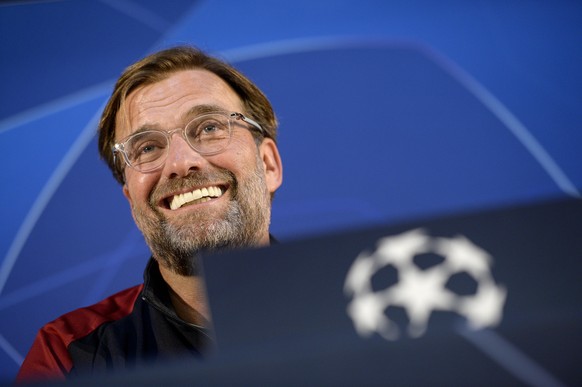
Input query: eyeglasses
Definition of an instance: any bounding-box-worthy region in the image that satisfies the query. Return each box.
[113,112,264,173]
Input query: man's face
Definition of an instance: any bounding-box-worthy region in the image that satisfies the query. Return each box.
[116,69,282,275]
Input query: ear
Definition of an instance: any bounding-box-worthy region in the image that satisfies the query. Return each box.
[122,183,144,231]
[122,184,134,207]
[259,138,283,194]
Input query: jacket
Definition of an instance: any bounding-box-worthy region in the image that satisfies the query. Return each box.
[16,258,212,382]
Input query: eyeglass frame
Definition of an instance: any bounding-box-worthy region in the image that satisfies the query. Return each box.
[112,111,265,175]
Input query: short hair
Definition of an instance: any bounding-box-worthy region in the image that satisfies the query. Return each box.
[98,45,277,185]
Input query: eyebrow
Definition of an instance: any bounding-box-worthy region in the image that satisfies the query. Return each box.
[182,104,229,121]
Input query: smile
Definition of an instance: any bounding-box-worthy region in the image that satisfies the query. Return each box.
[169,186,224,210]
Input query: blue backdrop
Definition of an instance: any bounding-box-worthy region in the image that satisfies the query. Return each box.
[1,0,581,381]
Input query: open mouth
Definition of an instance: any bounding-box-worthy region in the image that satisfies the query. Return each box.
[168,186,225,210]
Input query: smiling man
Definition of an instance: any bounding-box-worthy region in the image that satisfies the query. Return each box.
[17,46,283,382]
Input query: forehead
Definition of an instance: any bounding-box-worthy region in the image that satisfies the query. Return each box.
[116,69,243,140]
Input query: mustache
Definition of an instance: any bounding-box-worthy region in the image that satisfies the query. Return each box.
[148,169,237,208]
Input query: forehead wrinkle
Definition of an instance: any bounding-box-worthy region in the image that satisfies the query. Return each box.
[118,90,185,140]
[117,70,245,141]
[136,103,231,132]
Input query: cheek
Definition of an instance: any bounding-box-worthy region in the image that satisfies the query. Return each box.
[125,171,158,204]
[212,136,259,170]
[226,135,251,155]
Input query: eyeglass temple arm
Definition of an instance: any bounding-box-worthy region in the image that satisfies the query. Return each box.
[232,113,265,135]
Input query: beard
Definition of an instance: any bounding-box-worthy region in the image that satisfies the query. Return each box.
[131,153,271,276]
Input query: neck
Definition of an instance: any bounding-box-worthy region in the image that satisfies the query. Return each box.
[158,263,211,327]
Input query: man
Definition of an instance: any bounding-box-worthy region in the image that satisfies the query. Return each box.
[16,46,283,382]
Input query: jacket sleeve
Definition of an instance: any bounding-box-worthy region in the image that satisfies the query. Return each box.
[16,319,73,382]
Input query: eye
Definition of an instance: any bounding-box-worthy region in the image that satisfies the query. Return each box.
[127,133,166,162]
[134,139,164,154]
[139,143,158,154]
[188,118,228,139]
[201,124,219,134]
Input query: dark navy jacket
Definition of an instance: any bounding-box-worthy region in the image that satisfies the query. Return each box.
[17,259,211,382]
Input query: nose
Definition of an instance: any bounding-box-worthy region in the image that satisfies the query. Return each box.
[161,130,206,179]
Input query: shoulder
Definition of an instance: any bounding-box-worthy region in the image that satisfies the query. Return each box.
[63,284,145,330]
[16,284,144,383]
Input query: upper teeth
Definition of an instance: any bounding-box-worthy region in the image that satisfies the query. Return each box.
[169,186,223,210]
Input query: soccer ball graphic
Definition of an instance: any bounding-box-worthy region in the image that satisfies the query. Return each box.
[344,229,506,340]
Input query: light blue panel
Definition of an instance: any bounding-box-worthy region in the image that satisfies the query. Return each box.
[0,95,106,263]
[163,1,582,190]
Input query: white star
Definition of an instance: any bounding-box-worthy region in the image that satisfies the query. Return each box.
[376,229,430,267]
[437,235,491,277]
[388,266,456,337]
[459,281,507,329]
[347,293,388,336]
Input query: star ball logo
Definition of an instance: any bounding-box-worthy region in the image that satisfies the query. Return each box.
[344,229,507,340]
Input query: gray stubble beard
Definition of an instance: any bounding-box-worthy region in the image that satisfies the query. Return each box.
[132,154,271,276]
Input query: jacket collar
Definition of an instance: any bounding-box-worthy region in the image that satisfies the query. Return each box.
[142,234,277,323]
[142,258,183,322]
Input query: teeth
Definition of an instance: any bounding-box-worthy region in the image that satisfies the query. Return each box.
[169,186,223,210]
